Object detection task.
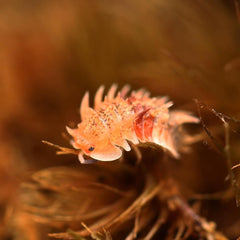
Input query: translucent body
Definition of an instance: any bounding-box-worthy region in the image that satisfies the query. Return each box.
[66,84,199,162]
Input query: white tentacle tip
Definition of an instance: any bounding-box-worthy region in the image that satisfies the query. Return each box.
[66,126,75,136]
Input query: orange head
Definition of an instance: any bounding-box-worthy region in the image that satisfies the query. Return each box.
[66,126,122,163]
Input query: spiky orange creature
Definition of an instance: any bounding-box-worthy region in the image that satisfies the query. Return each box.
[46,84,199,163]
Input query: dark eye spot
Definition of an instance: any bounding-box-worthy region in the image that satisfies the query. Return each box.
[88,146,95,152]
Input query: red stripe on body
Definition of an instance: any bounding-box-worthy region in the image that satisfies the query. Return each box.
[143,114,154,141]
[133,108,151,142]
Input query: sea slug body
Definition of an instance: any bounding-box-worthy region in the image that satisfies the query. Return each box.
[65,84,199,163]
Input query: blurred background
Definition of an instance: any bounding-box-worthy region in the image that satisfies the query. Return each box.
[0,0,240,239]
